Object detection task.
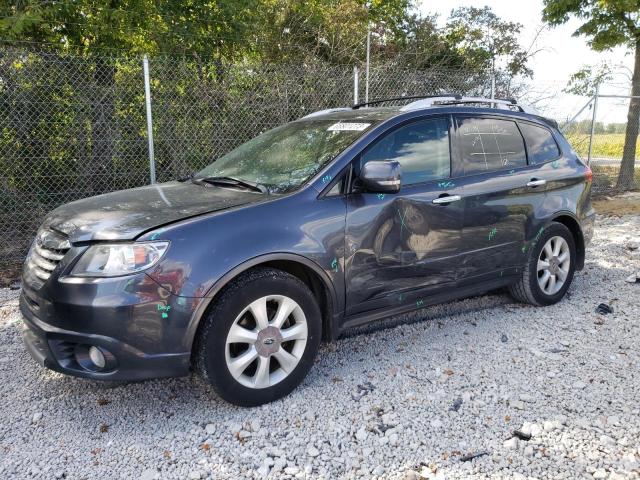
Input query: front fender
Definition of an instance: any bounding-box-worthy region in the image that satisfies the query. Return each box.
[139,189,347,350]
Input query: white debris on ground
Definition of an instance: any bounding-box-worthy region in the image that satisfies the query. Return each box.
[0,214,639,480]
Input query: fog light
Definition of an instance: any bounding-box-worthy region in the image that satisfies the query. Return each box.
[89,346,106,369]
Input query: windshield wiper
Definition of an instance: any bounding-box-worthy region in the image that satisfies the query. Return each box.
[195,176,268,194]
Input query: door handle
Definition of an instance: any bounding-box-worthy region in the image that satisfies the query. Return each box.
[526,179,547,187]
[432,195,461,204]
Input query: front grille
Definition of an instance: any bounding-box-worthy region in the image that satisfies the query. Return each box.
[26,227,71,282]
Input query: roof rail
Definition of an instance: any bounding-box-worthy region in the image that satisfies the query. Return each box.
[400,96,540,115]
[352,94,462,110]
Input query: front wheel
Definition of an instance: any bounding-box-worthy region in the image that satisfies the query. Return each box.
[509,222,576,306]
[194,268,321,407]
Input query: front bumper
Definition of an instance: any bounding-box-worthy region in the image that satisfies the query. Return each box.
[19,278,195,382]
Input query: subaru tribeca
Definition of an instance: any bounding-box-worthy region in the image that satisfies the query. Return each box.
[20,95,595,406]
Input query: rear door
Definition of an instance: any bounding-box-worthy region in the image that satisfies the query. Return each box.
[452,115,539,285]
[344,115,465,315]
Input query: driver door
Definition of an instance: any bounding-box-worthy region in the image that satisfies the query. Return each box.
[344,115,465,316]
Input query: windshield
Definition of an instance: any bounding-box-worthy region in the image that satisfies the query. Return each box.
[195,119,374,193]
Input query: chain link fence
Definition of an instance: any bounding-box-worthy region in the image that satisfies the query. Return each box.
[0,46,638,279]
[561,91,640,193]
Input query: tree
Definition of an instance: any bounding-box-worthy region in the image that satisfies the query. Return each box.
[543,0,640,190]
[445,7,533,78]
[0,0,263,193]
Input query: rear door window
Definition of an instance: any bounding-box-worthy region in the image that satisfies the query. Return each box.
[519,122,561,164]
[455,117,527,175]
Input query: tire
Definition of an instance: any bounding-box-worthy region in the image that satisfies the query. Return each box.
[509,222,576,306]
[194,267,321,407]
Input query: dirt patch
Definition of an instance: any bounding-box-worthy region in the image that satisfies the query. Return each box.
[593,191,640,216]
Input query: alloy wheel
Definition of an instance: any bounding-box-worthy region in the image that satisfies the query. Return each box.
[224,295,308,389]
[537,235,570,295]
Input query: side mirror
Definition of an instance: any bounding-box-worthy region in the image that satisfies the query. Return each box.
[359,160,402,193]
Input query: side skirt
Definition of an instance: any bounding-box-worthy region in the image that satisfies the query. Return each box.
[338,275,517,335]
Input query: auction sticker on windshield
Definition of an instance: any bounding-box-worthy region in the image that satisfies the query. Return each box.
[327,122,371,131]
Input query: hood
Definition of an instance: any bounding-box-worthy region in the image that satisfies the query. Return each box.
[42,181,267,243]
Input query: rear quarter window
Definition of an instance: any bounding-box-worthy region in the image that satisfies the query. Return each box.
[519,122,561,164]
[456,117,527,175]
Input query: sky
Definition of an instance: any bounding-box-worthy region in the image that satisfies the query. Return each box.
[415,0,636,123]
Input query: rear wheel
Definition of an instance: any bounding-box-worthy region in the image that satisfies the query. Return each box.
[195,268,321,407]
[509,222,576,306]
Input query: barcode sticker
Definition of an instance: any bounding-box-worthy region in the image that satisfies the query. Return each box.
[327,122,370,131]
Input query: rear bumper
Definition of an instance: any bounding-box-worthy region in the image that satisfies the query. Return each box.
[19,291,192,382]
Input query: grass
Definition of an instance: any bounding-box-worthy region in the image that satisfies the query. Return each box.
[564,133,640,159]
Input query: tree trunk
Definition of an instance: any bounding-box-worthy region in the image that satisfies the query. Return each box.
[616,41,640,191]
[85,57,116,195]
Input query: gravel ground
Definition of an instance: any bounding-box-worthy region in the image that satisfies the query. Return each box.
[1,214,639,480]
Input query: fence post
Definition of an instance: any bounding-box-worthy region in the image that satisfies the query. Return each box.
[587,83,600,166]
[365,26,370,104]
[143,55,157,184]
[353,66,359,105]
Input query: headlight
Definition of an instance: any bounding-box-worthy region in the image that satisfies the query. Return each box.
[71,242,169,277]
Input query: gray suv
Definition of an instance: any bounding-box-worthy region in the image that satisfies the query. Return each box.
[20,95,595,406]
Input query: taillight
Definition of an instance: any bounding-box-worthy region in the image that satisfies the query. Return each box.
[584,165,593,182]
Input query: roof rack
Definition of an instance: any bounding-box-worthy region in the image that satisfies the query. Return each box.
[301,94,541,120]
[352,94,462,110]
[399,96,540,115]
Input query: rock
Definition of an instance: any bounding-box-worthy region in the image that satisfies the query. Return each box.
[573,381,587,390]
[228,422,242,433]
[524,445,534,456]
[450,397,463,412]
[284,466,299,475]
[140,469,158,480]
[405,470,420,480]
[430,419,443,428]
[519,394,535,403]
[530,423,542,436]
[355,427,368,441]
[609,472,627,480]
[592,469,607,479]
[188,471,201,480]
[519,422,532,435]
[31,412,42,424]
[501,334,508,343]
[600,435,616,447]
[503,437,519,449]
[543,420,556,432]
[511,400,525,410]
[307,446,320,457]
[257,465,270,477]
[205,423,216,435]
[372,465,385,476]
[304,465,313,474]
[625,273,639,283]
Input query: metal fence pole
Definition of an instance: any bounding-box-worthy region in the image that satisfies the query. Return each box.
[353,66,359,105]
[143,55,157,184]
[365,27,370,104]
[587,83,600,166]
